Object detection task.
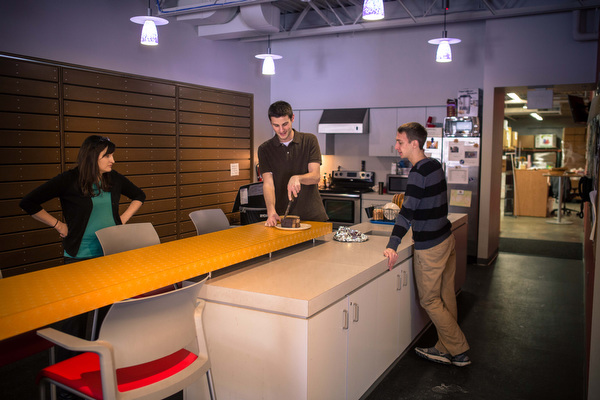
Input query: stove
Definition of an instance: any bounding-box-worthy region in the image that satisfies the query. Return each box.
[330,170,375,192]
[319,170,375,228]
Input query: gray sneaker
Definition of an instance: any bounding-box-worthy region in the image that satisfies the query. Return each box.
[415,347,451,364]
[451,352,472,367]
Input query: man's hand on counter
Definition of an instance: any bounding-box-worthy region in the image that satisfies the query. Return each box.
[265,212,281,227]
[383,248,398,270]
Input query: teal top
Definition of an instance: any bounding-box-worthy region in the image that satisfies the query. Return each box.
[65,186,115,259]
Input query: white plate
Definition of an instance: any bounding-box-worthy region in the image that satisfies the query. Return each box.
[275,223,311,231]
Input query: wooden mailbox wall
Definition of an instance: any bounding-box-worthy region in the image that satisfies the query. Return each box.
[0,55,253,277]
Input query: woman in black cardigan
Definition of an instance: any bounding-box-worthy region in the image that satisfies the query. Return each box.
[20,135,146,262]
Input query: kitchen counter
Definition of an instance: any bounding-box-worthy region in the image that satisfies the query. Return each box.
[198,214,467,400]
[201,213,467,318]
[0,221,332,341]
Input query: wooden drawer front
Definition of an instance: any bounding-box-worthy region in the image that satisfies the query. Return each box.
[180,192,238,209]
[0,76,58,98]
[0,164,61,182]
[65,132,176,148]
[179,98,251,117]
[179,124,250,138]
[0,58,58,81]
[180,136,250,149]
[0,95,59,114]
[180,180,248,197]
[180,159,251,172]
[64,116,176,135]
[64,85,176,110]
[180,170,251,184]
[179,86,251,107]
[180,111,250,127]
[63,69,176,97]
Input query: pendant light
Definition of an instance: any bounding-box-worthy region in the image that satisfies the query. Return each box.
[130,0,168,46]
[362,0,384,21]
[427,0,460,63]
[255,36,282,75]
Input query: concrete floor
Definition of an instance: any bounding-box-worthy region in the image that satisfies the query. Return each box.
[500,200,584,243]
[364,200,586,400]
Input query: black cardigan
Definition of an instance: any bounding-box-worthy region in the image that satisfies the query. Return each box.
[20,168,146,257]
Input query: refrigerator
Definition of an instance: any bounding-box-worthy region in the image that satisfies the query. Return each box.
[425,127,443,163]
[442,132,481,262]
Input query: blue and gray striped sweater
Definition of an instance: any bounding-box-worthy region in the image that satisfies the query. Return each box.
[386,157,452,251]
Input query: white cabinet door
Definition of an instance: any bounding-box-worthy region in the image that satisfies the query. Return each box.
[307,297,348,400]
[373,267,403,372]
[297,109,330,155]
[425,106,447,127]
[368,108,397,156]
[347,279,380,400]
[396,107,427,127]
[395,258,414,351]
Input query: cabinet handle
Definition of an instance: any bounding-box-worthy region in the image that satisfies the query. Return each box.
[397,274,402,291]
[342,309,349,330]
[403,270,408,287]
[352,302,359,322]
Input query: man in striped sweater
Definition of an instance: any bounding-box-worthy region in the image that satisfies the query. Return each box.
[384,122,471,367]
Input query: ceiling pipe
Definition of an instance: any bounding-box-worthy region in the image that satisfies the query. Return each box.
[242,1,600,42]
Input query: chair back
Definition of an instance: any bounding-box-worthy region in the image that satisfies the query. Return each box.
[95,222,160,255]
[189,209,230,235]
[98,279,205,370]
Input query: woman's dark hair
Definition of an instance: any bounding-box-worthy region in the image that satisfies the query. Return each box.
[77,135,115,196]
[397,122,427,149]
[268,101,294,120]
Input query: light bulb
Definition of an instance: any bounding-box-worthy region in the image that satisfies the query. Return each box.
[141,20,158,46]
[436,40,452,63]
[262,56,275,75]
[362,0,384,20]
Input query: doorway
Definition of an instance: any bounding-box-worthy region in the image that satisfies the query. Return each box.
[498,83,594,258]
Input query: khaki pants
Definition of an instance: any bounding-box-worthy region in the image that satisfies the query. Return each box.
[414,234,469,356]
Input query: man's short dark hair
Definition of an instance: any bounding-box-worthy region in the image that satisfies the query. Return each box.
[398,122,427,149]
[268,101,294,120]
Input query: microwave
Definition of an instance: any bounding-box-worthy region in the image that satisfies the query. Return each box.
[386,174,408,194]
[443,116,480,137]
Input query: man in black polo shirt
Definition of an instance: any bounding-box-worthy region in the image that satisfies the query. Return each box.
[258,101,328,226]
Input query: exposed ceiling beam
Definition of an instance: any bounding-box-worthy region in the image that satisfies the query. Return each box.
[242,0,600,42]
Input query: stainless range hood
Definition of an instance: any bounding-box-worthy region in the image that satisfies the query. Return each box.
[318,108,369,134]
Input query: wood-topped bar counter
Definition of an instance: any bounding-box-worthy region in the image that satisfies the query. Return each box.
[0,221,332,341]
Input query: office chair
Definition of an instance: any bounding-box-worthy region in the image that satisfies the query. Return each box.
[549,176,579,217]
[189,209,231,235]
[94,223,175,339]
[37,278,216,400]
[95,223,160,256]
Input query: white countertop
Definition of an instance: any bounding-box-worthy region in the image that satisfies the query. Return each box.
[200,214,467,319]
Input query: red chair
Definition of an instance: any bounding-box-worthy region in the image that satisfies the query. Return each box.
[37,278,216,400]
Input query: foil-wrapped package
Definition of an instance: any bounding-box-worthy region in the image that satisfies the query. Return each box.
[332,226,369,243]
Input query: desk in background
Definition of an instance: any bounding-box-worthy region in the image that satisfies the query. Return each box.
[514,169,549,217]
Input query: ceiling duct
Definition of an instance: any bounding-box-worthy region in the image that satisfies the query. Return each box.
[176,8,239,26]
[193,3,280,40]
[318,108,369,134]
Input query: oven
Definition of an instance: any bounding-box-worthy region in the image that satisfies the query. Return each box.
[319,191,362,229]
[319,170,375,229]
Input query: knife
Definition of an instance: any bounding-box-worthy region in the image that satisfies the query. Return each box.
[283,197,294,220]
